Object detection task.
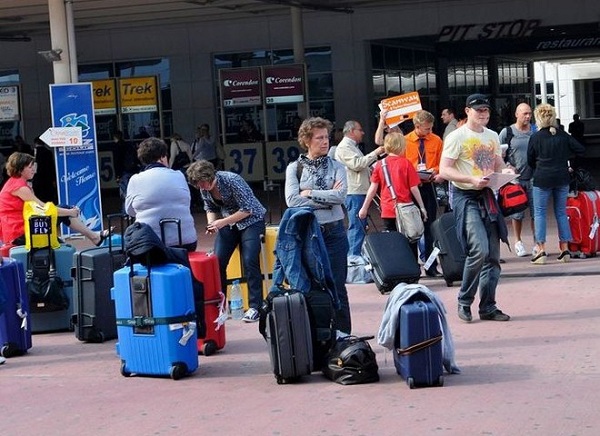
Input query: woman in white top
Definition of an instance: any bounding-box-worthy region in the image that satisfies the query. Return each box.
[169,133,193,171]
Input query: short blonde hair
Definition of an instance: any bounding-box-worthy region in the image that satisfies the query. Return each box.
[383,131,406,155]
[534,104,557,134]
[186,160,216,186]
[297,117,333,150]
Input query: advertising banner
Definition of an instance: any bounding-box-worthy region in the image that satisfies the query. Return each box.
[50,83,104,234]
[220,68,261,107]
[92,79,117,115]
[379,91,422,127]
[118,76,158,113]
[0,85,20,121]
[264,65,305,104]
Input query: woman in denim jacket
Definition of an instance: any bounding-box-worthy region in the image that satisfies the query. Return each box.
[284,117,351,333]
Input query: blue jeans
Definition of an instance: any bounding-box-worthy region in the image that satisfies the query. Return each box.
[458,200,501,316]
[345,194,367,256]
[321,220,351,333]
[532,184,571,244]
[214,220,266,310]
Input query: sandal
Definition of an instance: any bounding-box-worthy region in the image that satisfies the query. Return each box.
[94,228,113,247]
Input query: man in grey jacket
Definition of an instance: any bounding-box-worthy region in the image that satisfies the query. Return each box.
[335,120,385,256]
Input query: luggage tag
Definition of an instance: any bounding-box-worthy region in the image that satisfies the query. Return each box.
[423,247,440,271]
[17,307,28,331]
[178,321,196,346]
[589,219,599,240]
[417,163,427,171]
[214,292,227,330]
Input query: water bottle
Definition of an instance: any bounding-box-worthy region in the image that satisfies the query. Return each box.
[229,280,244,320]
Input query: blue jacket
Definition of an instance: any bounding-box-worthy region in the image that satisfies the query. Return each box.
[270,207,339,308]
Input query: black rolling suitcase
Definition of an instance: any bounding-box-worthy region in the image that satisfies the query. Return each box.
[260,291,313,384]
[362,232,420,294]
[71,214,129,342]
[431,212,465,287]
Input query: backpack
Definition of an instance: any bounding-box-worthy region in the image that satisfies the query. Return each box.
[498,183,528,216]
[172,141,191,170]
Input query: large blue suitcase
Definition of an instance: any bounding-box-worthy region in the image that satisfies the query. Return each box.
[10,244,75,333]
[112,263,198,380]
[394,300,444,388]
[0,257,32,357]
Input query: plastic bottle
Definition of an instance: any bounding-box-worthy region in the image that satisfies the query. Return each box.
[229,280,244,320]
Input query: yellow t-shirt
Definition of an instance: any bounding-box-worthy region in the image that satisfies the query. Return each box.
[442,125,501,190]
[23,201,60,249]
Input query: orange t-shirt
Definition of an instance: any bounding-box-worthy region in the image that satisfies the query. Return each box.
[404,131,443,174]
[0,177,29,243]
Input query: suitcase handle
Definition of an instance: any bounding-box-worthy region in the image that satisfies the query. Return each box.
[159,218,182,246]
[396,334,442,356]
[106,213,132,252]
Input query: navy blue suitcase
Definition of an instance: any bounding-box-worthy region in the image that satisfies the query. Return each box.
[0,257,32,357]
[394,300,444,388]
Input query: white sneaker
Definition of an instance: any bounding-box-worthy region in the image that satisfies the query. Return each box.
[514,240,527,257]
[0,356,6,365]
[242,308,260,323]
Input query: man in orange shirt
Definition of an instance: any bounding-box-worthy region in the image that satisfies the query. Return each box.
[405,110,444,277]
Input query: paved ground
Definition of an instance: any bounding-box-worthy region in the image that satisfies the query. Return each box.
[2,203,600,435]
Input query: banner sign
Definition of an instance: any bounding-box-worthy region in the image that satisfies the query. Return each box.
[379,91,422,127]
[0,85,20,121]
[220,68,261,107]
[264,65,305,104]
[92,79,117,115]
[119,76,158,113]
[50,83,104,233]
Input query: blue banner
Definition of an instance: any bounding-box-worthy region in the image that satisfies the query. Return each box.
[49,83,103,234]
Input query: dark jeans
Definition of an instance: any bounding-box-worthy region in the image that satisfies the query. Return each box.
[214,220,266,310]
[419,182,438,272]
[320,220,351,334]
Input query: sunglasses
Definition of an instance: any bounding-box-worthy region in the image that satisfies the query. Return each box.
[468,98,489,107]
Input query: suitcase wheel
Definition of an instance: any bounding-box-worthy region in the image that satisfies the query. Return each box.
[407,377,415,389]
[170,363,189,380]
[87,330,105,344]
[438,375,444,387]
[120,361,132,378]
[201,340,217,356]
[445,279,453,287]
[0,344,24,358]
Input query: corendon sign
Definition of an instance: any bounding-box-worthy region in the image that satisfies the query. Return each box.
[264,65,305,104]
[220,68,261,107]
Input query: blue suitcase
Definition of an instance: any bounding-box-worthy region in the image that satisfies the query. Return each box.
[112,263,198,380]
[10,244,75,333]
[0,257,32,357]
[394,300,444,388]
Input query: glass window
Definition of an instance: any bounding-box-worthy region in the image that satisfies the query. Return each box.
[0,70,20,85]
[308,73,333,100]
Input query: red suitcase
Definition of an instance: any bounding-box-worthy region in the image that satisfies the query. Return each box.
[189,251,226,356]
[566,190,600,257]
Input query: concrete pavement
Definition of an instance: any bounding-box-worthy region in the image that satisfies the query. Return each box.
[2,211,600,435]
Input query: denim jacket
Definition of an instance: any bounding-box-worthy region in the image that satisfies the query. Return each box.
[270,207,339,308]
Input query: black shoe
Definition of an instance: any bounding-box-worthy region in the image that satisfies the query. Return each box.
[480,309,511,321]
[425,268,442,278]
[458,305,472,322]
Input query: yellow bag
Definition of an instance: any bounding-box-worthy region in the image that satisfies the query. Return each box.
[23,201,60,250]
